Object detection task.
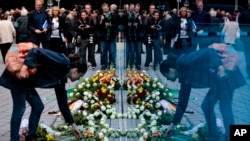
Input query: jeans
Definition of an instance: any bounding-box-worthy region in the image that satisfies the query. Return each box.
[126,40,142,67]
[100,41,116,68]
[10,88,44,141]
[145,39,163,67]
[201,77,234,139]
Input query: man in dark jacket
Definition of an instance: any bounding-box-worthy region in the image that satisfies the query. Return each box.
[160,43,246,141]
[28,0,52,49]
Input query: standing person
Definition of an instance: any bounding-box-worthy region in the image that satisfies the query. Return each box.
[162,11,175,55]
[14,7,30,43]
[76,10,96,69]
[0,42,87,141]
[144,10,163,70]
[92,9,101,53]
[160,43,246,141]
[98,3,117,70]
[49,6,66,53]
[28,0,52,49]
[175,7,197,54]
[0,14,16,63]
[64,10,77,55]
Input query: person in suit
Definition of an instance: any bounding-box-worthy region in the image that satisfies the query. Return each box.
[160,43,246,141]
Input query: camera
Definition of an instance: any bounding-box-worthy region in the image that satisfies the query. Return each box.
[80,24,86,30]
[155,25,161,30]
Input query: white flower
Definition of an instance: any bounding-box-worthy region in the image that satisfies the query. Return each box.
[83,103,89,108]
[140,128,146,133]
[140,106,145,111]
[106,109,112,114]
[82,111,88,116]
[83,96,88,101]
[100,129,107,134]
[157,111,162,116]
[116,113,122,118]
[81,82,86,86]
[146,83,150,86]
[145,111,151,117]
[143,132,148,139]
[152,83,157,88]
[93,83,98,87]
[128,114,132,119]
[132,114,137,119]
[153,78,158,81]
[88,120,95,126]
[149,100,153,104]
[151,127,157,133]
[156,96,160,101]
[78,85,83,89]
[87,94,92,99]
[104,137,109,141]
[137,123,144,128]
[155,102,161,108]
[99,73,103,77]
[159,84,164,89]
[86,83,91,88]
[110,114,116,119]
[75,92,80,96]
[139,137,144,141]
[98,132,104,139]
[106,105,111,109]
[100,119,105,125]
[150,120,157,126]
[90,100,95,104]
[94,111,100,117]
[152,94,156,99]
[89,127,95,133]
[85,78,89,81]
[83,91,88,96]
[104,124,109,128]
[123,113,128,118]
[155,91,160,96]
[101,105,106,111]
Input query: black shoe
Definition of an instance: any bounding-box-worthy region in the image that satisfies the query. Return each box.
[25,134,36,141]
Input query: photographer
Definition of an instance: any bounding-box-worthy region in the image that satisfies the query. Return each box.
[76,10,96,69]
[144,10,163,70]
[98,3,117,70]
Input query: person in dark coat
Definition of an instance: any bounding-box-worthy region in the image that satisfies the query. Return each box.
[160,43,246,141]
[28,0,52,49]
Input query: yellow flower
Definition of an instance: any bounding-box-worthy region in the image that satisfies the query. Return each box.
[46,134,54,141]
[192,133,199,139]
[101,87,107,93]
[138,87,143,93]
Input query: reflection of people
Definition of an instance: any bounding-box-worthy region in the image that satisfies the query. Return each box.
[160,43,246,141]
[0,43,87,141]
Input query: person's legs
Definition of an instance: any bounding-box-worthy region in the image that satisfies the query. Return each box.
[41,34,50,49]
[100,41,108,69]
[201,87,220,136]
[145,43,152,68]
[88,43,96,67]
[78,40,88,62]
[153,39,163,69]
[0,43,12,63]
[135,41,142,69]
[109,41,116,68]
[10,90,27,141]
[218,77,235,140]
[26,88,44,137]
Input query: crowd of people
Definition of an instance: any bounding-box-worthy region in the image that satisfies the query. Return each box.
[0,0,250,140]
[1,0,250,71]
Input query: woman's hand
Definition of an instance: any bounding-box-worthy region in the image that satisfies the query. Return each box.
[165,123,175,138]
[16,65,29,79]
[71,123,82,139]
